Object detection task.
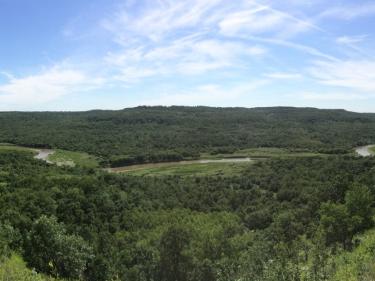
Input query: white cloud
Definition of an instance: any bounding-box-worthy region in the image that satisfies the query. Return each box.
[102,0,224,43]
[243,35,339,61]
[218,3,320,38]
[320,3,375,20]
[219,7,284,36]
[0,72,15,80]
[336,35,367,45]
[310,60,375,92]
[265,72,302,79]
[105,37,267,82]
[0,66,102,106]
[101,0,320,85]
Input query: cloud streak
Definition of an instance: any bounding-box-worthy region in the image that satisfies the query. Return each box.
[310,60,375,92]
[320,2,375,20]
[0,65,102,107]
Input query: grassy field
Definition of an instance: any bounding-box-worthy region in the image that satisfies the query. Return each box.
[0,144,99,168]
[47,149,99,168]
[111,161,252,177]
[201,147,325,159]
[109,147,327,176]
[0,143,36,154]
[0,144,327,175]
[370,146,375,154]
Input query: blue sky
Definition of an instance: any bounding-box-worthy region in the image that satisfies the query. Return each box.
[1,0,375,112]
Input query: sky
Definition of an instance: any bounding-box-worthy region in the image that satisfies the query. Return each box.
[0,0,375,112]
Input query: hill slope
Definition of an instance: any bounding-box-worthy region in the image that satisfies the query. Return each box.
[0,106,374,165]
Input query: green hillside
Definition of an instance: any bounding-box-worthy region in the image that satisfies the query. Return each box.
[1,107,375,280]
[1,107,375,166]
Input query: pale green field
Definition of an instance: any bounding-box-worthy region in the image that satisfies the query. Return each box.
[47,149,99,168]
[0,144,99,168]
[110,147,327,176]
[0,143,36,154]
[0,144,326,176]
[114,162,252,177]
[201,147,325,159]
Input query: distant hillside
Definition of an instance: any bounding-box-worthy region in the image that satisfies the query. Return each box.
[0,106,375,166]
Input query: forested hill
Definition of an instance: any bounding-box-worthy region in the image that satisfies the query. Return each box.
[0,106,374,164]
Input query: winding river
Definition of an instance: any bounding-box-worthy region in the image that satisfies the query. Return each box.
[31,145,375,172]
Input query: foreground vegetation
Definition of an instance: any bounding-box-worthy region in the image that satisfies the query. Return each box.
[1,148,375,280]
[0,255,62,281]
[2,107,375,280]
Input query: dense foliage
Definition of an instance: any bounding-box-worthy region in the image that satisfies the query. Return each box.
[1,106,375,166]
[1,148,375,280]
[1,107,375,280]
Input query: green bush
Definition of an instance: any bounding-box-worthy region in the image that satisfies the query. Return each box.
[24,216,93,280]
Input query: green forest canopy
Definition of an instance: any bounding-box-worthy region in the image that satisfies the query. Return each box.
[1,106,375,166]
[1,107,375,280]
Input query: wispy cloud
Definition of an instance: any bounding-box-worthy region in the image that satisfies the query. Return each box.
[320,2,375,20]
[101,0,224,43]
[310,60,375,92]
[219,2,321,39]
[336,35,367,45]
[101,0,321,84]
[243,35,339,61]
[105,36,267,82]
[219,7,285,36]
[265,72,302,79]
[0,65,102,107]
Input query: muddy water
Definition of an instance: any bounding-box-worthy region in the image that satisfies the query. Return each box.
[355,145,375,157]
[34,149,55,163]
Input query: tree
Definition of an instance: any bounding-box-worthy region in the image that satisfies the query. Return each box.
[319,202,351,248]
[159,225,192,281]
[0,224,18,260]
[24,215,93,279]
[345,184,373,232]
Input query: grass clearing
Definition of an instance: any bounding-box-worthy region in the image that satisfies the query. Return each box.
[111,147,326,177]
[112,161,252,177]
[0,144,99,168]
[47,149,99,168]
[201,147,324,159]
[0,143,36,155]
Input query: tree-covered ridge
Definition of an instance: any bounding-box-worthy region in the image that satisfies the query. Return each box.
[1,150,375,280]
[1,106,375,166]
